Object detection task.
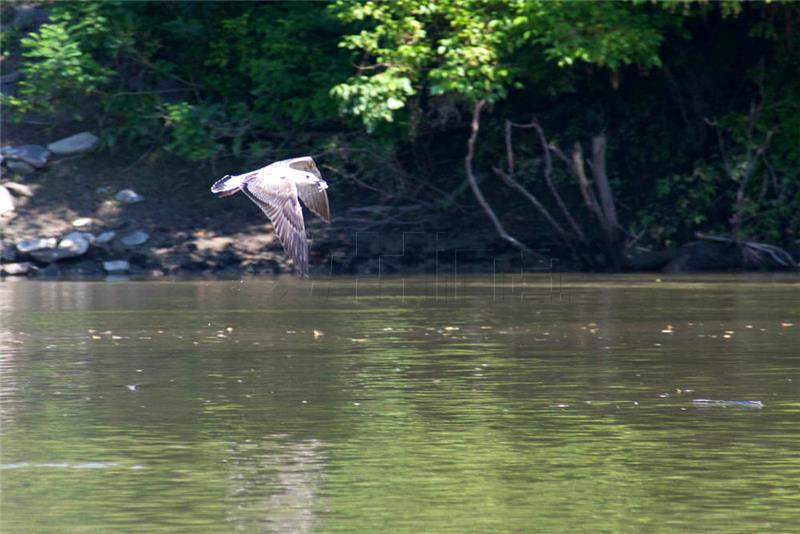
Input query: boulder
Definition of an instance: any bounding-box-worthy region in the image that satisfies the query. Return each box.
[2,145,50,168]
[17,237,57,254]
[29,248,74,263]
[96,231,116,244]
[78,231,96,245]
[47,132,100,156]
[121,230,149,246]
[1,244,19,263]
[6,160,36,174]
[1,262,33,275]
[59,231,91,255]
[37,263,61,277]
[0,185,13,215]
[103,260,130,274]
[61,259,104,276]
[115,189,144,203]
[28,232,90,263]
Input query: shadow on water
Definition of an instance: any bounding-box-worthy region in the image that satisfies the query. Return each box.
[1,274,798,532]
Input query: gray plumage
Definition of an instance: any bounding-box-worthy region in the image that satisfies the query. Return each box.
[211,157,330,276]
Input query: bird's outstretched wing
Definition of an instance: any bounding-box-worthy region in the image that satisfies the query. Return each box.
[287,156,322,179]
[242,175,308,276]
[286,157,330,222]
[296,183,330,223]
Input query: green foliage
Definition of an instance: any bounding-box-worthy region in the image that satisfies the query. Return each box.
[3,3,116,115]
[4,2,348,160]
[647,167,727,244]
[330,0,676,129]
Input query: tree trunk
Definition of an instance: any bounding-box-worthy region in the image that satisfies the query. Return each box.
[589,133,623,269]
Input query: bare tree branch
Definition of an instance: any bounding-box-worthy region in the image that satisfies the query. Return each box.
[571,142,604,228]
[465,100,530,251]
[528,120,587,243]
[492,166,571,243]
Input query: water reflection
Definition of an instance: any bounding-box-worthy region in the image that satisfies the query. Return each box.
[225,436,326,533]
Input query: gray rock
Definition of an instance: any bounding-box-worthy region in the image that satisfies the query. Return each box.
[95,186,111,195]
[3,181,34,197]
[2,145,50,168]
[47,132,99,156]
[0,185,13,215]
[78,231,96,245]
[96,231,116,244]
[72,217,95,228]
[103,260,130,274]
[115,189,144,203]
[1,244,19,263]
[29,248,74,263]
[17,237,57,253]
[37,263,61,277]
[1,262,33,275]
[28,232,90,263]
[6,160,36,174]
[61,259,104,276]
[59,231,91,255]
[121,230,149,246]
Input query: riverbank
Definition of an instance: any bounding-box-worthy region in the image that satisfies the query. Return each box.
[2,122,798,278]
[1,121,528,277]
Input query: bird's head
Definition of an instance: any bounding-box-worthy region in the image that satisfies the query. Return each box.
[211,174,244,197]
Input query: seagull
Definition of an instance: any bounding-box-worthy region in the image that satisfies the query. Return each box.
[211,156,330,276]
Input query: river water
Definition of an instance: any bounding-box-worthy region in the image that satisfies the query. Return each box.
[1,274,798,532]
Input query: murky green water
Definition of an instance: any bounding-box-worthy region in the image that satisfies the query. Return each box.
[1,275,798,532]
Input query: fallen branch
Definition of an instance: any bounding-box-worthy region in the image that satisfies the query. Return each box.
[695,232,797,268]
[516,119,586,243]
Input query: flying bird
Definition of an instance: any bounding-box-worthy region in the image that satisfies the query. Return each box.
[211,156,330,276]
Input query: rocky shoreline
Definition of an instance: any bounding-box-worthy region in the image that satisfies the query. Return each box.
[1,128,308,277]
